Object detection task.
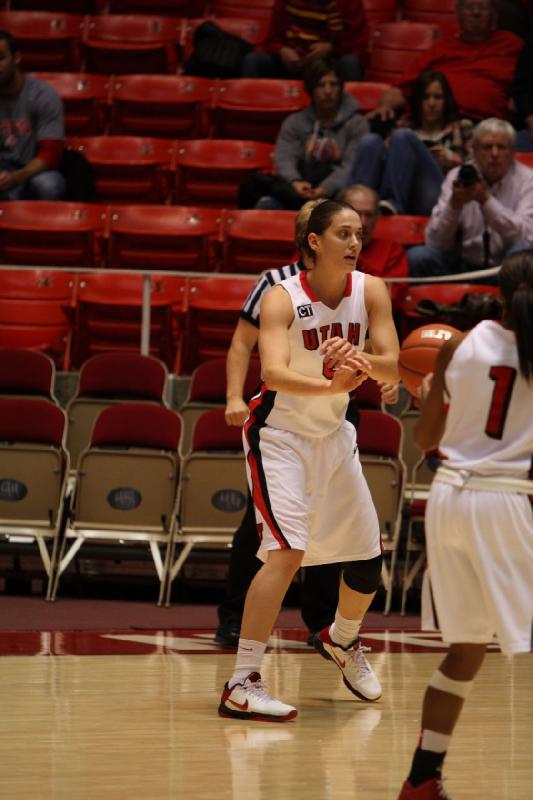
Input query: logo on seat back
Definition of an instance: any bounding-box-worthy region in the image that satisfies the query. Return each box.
[297,304,313,318]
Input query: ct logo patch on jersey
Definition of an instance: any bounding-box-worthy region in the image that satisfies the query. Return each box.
[297,304,314,319]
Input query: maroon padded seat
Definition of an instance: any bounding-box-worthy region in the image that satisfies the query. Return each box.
[91,402,181,451]
[0,397,65,445]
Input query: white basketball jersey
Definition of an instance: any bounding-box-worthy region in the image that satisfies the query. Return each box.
[440,320,533,477]
[254,270,368,438]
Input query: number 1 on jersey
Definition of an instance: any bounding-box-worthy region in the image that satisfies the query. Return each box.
[485,366,517,439]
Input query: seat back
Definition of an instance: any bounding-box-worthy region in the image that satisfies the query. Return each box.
[221,209,297,273]
[344,81,391,114]
[179,357,260,453]
[0,201,106,267]
[368,21,438,81]
[66,136,176,204]
[403,0,457,26]
[209,0,275,23]
[175,139,273,206]
[374,214,428,247]
[106,204,222,271]
[399,282,501,337]
[110,74,215,138]
[0,348,56,401]
[179,408,248,534]
[0,397,67,526]
[32,72,110,136]
[66,352,168,469]
[108,0,205,14]
[0,11,84,71]
[72,272,187,369]
[0,269,75,369]
[214,79,306,142]
[74,403,181,530]
[82,14,183,74]
[361,0,399,24]
[182,275,255,372]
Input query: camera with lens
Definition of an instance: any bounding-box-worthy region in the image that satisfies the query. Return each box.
[457,163,479,187]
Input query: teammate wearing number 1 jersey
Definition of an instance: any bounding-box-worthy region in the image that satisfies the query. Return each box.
[218,200,399,722]
[397,249,533,800]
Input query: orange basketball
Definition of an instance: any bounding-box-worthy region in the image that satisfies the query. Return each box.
[399,323,460,397]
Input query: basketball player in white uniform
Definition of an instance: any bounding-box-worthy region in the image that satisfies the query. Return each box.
[397,249,533,800]
[218,200,400,721]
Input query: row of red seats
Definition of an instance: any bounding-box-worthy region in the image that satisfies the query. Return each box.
[0,267,498,375]
[0,10,453,81]
[32,74,391,139]
[0,201,429,271]
[0,268,255,373]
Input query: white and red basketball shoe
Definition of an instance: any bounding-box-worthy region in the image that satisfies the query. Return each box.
[218,672,298,722]
[313,627,382,701]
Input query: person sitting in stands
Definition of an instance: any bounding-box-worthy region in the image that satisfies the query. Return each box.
[349,71,473,217]
[239,57,368,211]
[0,30,65,201]
[407,118,533,278]
[242,0,368,82]
[375,0,522,125]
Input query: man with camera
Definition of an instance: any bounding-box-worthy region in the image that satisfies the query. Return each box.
[407,118,533,277]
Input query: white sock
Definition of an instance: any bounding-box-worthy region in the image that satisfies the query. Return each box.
[420,729,451,753]
[329,610,362,648]
[229,638,267,687]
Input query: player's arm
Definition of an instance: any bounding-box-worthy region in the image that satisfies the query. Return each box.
[414,333,465,451]
[260,287,371,395]
[225,318,259,426]
[363,276,400,385]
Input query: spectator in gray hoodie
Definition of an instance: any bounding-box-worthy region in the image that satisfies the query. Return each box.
[241,57,369,210]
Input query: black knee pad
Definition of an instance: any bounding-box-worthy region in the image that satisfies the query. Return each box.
[343,554,382,594]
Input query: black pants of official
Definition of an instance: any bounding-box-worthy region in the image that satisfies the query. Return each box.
[217,493,342,633]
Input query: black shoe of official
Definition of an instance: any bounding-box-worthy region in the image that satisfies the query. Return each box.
[214,621,240,648]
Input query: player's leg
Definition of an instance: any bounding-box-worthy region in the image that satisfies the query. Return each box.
[218,549,302,722]
[397,642,487,799]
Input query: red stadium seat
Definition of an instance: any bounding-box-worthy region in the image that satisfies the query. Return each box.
[0,348,57,402]
[213,79,307,142]
[175,139,273,206]
[32,72,110,136]
[367,21,439,82]
[399,283,501,337]
[344,81,391,114]
[67,136,176,204]
[71,272,188,369]
[0,269,75,369]
[106,204,223,271]
[361,0,399,25]
[10,0,101,11]
[181,16,270,65]
[108,0,206,15]
[82,14,183,75]
[0,11,85,71]
[0,201,106,268]
[181,275,255,372]
[515,152,533,169]
[221,209,297,273]
[110,75,215,138]
[374,215,428,247]
[209,0,275,23]
[403,0,457,28]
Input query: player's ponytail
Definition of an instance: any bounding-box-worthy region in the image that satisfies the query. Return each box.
[499,249,533,381]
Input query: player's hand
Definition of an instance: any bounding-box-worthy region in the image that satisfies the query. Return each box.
[321,337,372,372]
[330,358,370,394]
[379,381,399,405]
[225,397,249,427]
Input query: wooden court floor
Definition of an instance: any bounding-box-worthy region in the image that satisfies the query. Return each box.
[0,634,532,799]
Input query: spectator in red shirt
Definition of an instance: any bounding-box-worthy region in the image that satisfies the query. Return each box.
[376,0,523,124]
[242,0,368,82]
[336,184,408,310]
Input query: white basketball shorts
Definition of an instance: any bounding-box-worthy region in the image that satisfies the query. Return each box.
[426,480,533,654]
[244,420,381,567]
